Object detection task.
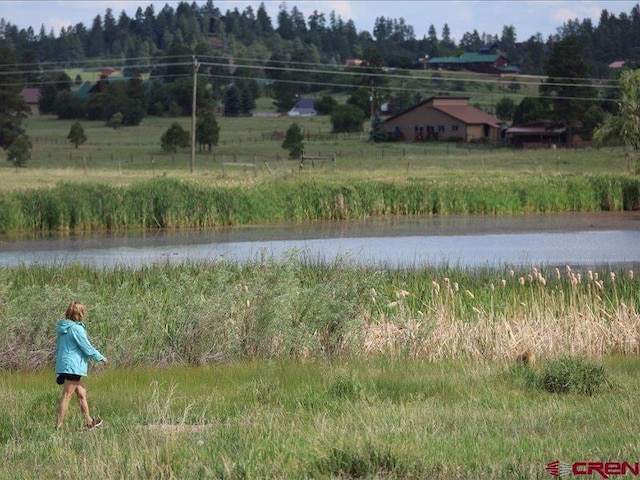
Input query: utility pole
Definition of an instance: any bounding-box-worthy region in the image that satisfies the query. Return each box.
[369,87,375,122]
[190,56,200,174]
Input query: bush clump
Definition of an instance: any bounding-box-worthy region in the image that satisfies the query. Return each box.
[541,356,611,395]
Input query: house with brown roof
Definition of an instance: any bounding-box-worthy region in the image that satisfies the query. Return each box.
[382,96,503,142]
[20,87,41,116]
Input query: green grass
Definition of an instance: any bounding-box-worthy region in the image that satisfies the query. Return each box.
[2,357,639,479]
[2,114,635,193]
[1,174,638,232]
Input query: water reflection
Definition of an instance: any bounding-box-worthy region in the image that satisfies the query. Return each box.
[1,213,639,269]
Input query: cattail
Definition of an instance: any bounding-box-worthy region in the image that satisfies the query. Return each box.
[397,290,409,298]
[519,277,525,286]
[387,301,399,308]
[610,272,616,283]
[490,283,495,291]
[629,270,634,280]
[555,268,561,280]
[509,269,515,278]
[465,290,475,299]
[453,282,459,292]
[501,279,507,287]
[431,281,440,294]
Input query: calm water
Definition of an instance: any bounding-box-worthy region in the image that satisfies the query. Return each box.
[1,213,639,269]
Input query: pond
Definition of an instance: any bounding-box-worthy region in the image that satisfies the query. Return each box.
[1,212,639,270]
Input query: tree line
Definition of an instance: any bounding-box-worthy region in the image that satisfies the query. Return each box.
[3,2,640,77]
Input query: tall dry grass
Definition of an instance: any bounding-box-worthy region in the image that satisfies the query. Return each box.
[0,261,637,369]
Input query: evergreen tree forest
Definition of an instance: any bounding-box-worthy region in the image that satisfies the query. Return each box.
[0,1,639,131]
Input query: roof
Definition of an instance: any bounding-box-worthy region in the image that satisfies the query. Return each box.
[383,96,470,123]
[609,60,626,69]
[383,96,502,127]
[428,52,503,65]
[434,105,502,128]
[505,126,566,135]
[288,98,317,117]
[71,81,94,101]
[459,52,501,63]
[20,87,40,103]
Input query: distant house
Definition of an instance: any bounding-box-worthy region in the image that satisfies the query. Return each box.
[428,52,520,75]
[344,59,363,67]
[609,60,626,69]
[505,122,567,148]
[20,87,41,116]
[383,96,503,142]
[288,98,317,117]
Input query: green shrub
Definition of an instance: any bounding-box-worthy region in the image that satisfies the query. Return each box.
[541,356,610,395]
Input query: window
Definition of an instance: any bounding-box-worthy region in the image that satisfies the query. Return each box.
[451,124,459,132]
[437,124,445,133]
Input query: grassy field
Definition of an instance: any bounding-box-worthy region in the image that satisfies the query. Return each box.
[2,357,639,479]
[1,115,638,234]
[0,114,635,192]
[2,113,640,478]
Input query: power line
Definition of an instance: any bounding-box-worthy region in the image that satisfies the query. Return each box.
[0,57,624,105]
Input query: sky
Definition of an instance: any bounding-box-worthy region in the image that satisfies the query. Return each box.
[2,0,638,42]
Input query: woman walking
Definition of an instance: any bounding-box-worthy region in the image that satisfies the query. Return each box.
[55,301,108,430]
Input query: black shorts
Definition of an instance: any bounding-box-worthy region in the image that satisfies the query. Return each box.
[56,373,81,384]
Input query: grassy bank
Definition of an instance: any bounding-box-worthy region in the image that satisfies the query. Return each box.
[1,175,639,233]
[1,260,638,369]
[2,357,640,479]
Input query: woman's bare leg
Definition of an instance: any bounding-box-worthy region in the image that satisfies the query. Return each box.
[75,384,94,426]
[56,381,79,429]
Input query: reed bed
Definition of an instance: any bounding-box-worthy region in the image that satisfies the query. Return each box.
[1,260,638,369]
[1,175,639,233]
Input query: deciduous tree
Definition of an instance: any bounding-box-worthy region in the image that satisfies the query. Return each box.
[282,122,304,159]
[67,121,87,148]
